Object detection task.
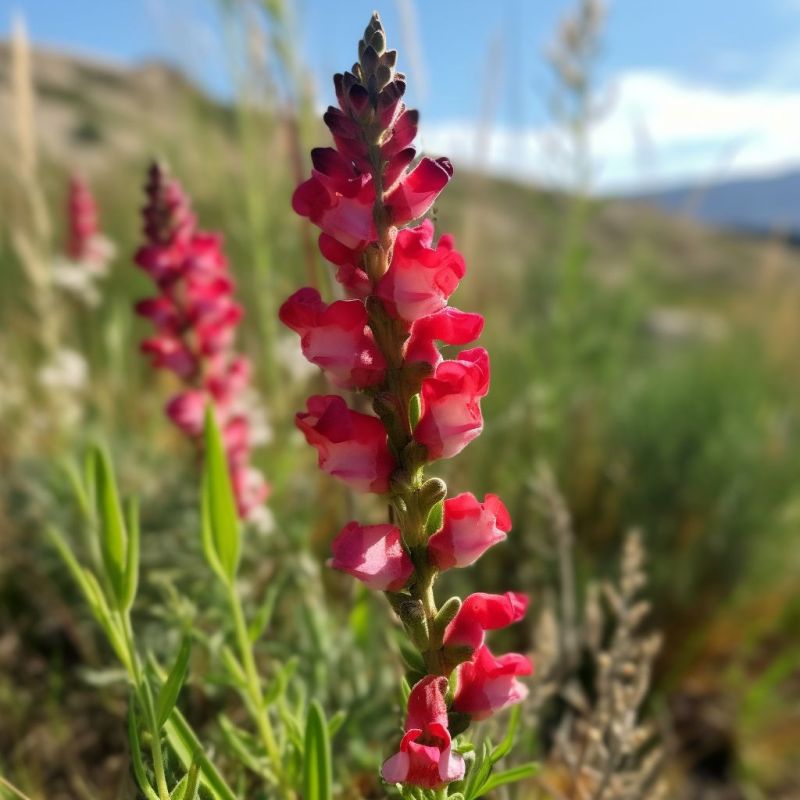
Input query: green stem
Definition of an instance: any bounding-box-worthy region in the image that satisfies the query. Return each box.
[228,586,288,797]
[121,613,171,800]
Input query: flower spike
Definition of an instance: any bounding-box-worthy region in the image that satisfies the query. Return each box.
[282,13,531,788]
[134,162,269,522]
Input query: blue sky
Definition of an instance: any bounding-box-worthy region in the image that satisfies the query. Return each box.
[4,0,800,189]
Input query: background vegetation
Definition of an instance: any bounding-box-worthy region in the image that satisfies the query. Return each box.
[1,3,799,798]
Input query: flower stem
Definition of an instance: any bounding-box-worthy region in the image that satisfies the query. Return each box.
[227,585,289,797]
[121,613,171,800]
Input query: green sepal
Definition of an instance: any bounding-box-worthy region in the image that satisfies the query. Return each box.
[441,643,475,673]
[424,500,444,537]
[408,393,421,429]
[431,596,461,648]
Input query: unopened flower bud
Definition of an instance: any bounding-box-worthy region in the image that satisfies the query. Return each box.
[371,30,386,54]
[419,478,447,509]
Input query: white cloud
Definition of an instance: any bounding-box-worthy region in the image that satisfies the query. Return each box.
[418,69,800,192]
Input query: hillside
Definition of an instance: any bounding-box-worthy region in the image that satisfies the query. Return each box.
[3,41,800,306]
[631,167,800,237]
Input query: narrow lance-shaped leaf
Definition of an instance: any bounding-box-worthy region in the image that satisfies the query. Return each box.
[156,636,192,727]
[201,485,226,583]
[122,496,140,611]
[128,708,160,800]
[478,763,539,795]
[93,446,128,607]
[490,704,521,762]
[202,406,240,583]
[149,655,238,800]
[303,700,333,800]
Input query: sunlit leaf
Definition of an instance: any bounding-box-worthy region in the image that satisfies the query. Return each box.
[303,700,332,800]
[93,446,128,607]
[202,406,240,583]
[156,636,192,728]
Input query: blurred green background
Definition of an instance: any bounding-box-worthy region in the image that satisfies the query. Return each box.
[1,1,800,798]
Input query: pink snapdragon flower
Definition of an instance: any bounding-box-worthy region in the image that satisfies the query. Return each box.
[66,174,114,272]
[453,645,533,720]
[296,395,394,493]
[279,288,385,388]
[428,493,511,570]
[134,162,268,521]
[444,592,529,652]
[292,148,376,249]
[382,676,465,789]
[52,174,115,307]
[414,348,491,460]
[330,522,413,590]
[405,308,484,367]
[377,219,466,321]
[284,14,532,787]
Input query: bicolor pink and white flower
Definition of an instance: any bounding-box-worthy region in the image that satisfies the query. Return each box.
[453,645,533,720]
[405,307,484,368]
[376,220,465,321]
[382,676,465,789]
[414,348,491,460]
[444,591,529,652]
[295,395,394,493]
[279,288,385,388]
[330,522,413,590]
[428,492,511,570]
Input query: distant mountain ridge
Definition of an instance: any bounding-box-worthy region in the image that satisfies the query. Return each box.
[630,168,800,237]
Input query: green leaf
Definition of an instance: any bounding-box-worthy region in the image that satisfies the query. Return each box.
[424,499,444,536]
[478,763,539,794]
[247,578,284,643]
[170,775,188,800]
[60,458,91,520]
[163,708,237,800]
[220,646,247,688]
[202,406,240,583]
[218,714,273,779]
[178,761,200,800]
[47,527,95,606]
[201,490,226,584]
[490,705,521,762]
[156,636,192,727]
[121,497,140,611]
[464,740,493,800]
[93,446,128,607]
[303,700,332,800]
[128,709,160,800]
[327,709,346,738]
[263,656,299,705]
